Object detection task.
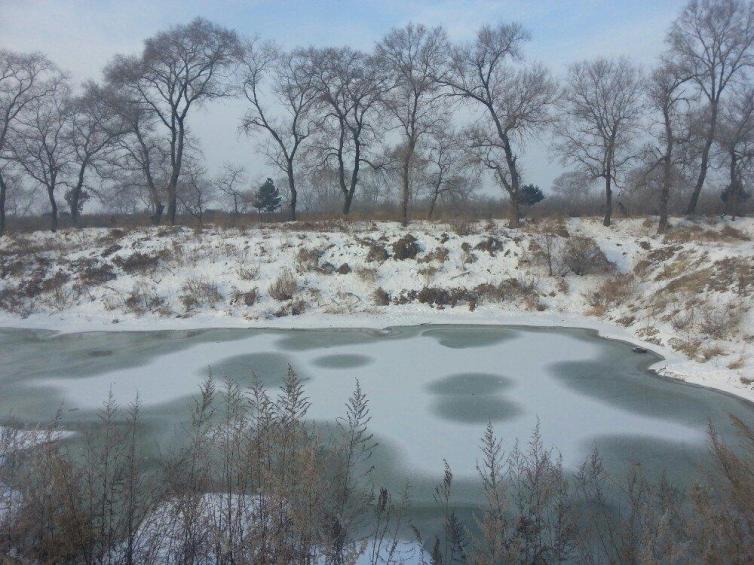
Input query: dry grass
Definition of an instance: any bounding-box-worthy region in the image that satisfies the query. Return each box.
[669,337,703,359]
[417,245,450,264]
[561,236,613,276]
[584,275,637,315]
[274,298,307,317]
[391,234,420,260]
[295,247,324,273]
[236,264,260,281]
[230,287,258,307]
[123,282,167,316]
[355,267,378,284]
[180,277,223,311]
[372,287,390,306]
[664,224,751,243]
[268,268,298,301]
[112,251,162,274]
[418,265,439,285]
[697,301,742,339]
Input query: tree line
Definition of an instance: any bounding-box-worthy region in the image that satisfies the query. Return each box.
[1,0,753,235]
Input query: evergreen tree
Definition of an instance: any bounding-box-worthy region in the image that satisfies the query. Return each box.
[518,184,545,207]
[253,178,282,213]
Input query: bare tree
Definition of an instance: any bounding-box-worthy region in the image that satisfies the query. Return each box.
[550,170,597,210]
[376,23,448,225]
[214,162,248,215]
[646,61,691,232]
[555,58,644,226]
[104,89,169,222]
[421,127,475,219]
[105,18,240,225]
[305,47,388,215]
[0,50,57,235]
[668,0,754,214]
[64,82,125,224]
[177,162,216,228]
[239,42,318,221]
[12,75,71,231]
[438,23,558,227]
[717,85,754,217]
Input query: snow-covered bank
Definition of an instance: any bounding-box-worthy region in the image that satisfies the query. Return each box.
[1,216,752,401]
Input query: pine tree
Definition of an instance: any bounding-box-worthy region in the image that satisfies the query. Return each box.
[518,184,545,207]
[253,178,282,213]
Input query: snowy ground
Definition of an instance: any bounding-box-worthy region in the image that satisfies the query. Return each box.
[1,216,752,401]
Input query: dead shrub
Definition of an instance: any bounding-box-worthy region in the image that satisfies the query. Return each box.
[665,224,750,243]
[461,242,478,266]
[474,236,504,256]
[230,288,259,307]
[268,268,298,301]
[697,301,742,339]
[500,275,540,301]
[124,282,166,315]
[669,337,703,359]
[372,287,390,306]
[562,237,614,276]
[19,269,69,298]
[366,244,389,263]
[719,225,750,241]
[701,344,726,361]
[418,287,452,306]
[727,356,745,370]
[113,251,160,274]
[78,260,116,285]
[296,247,324,273]
[670,308,695,333]
[534,231,565,276]
[451,221,474,236]
[356,267,378,284]
[391,234,420,260]
[419,265,439,285]
[237,265,260,281]
[418,246,450,264]
[180,277,223,310]
[585,275,637,312]
[0,285,28,315]
[274,298,306,317]
[417,286,476,308]
[101,243,122,257]
[474,282,504,303]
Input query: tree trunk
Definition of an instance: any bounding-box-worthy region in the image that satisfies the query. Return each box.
[151,202,164,225]
[69,161,88,227]
[47,186,58,232]
[603,175,612,227]
[501,134,520,229]
[0,172,6,237]
[427,193,438,220]
[287,165,297,222]
[168,121,185,226]
[728,149,742,220]
[509,194,520,228]
[658,112,674,234]
[342,191,354,215]
[167,180,178,225]
[686,104,718,216]
[342,138,361,217]
[658,155,671,234]
[401,140,416,227]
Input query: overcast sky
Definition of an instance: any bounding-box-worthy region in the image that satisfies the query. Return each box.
[1,0,687,193]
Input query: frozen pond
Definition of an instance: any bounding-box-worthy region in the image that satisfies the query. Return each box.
[1,324,753,507]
